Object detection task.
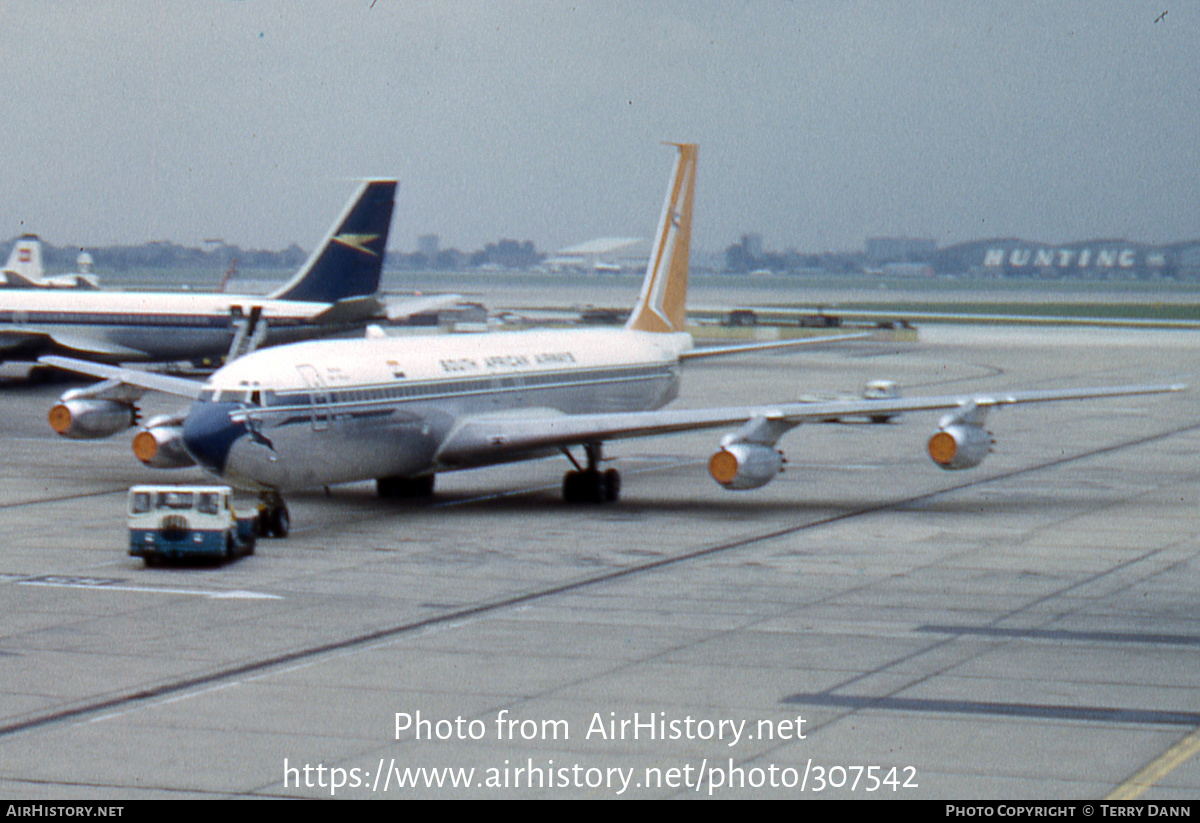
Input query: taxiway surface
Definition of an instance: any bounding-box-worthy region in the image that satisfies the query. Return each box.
[0,322,1197,799]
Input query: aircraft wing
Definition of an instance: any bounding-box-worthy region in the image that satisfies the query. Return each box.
[432,383,1184,466]
[38,355,204,399]
[714,306,1200,331]
[0,327,149,359]
[679,332,872,360]
[0,328,49,355]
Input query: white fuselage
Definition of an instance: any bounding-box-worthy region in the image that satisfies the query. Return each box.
[182,328,693,490]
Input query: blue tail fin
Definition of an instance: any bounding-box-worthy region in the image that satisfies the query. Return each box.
[269,179,397,303]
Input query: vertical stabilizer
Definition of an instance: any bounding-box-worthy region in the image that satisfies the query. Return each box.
[625,143,697,333]
[2,234,45,285]
[269,179,397,303]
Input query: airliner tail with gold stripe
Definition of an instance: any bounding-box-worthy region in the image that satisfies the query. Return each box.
[625,143,696,334]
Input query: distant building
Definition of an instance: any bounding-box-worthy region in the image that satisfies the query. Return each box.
[933,239,1200,279]
[471,239,542,269]
[741,233,764,260]
[864,237,937,265]
[879,262,934,278]
[417,234,440,258]
[543,237,643,273]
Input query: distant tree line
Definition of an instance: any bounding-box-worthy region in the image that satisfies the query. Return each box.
[2,236,546,273]
[724,237,863,274]
[1,236,309,272]
[388,238,543,271]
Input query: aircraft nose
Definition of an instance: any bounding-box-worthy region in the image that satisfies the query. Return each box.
[182,401,245,475]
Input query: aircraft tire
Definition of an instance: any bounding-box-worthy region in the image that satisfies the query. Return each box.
[377,475,436,499]
[562,470,580,503]
[564,469,618,504]
[603,468,621,502]
[563,470,590,504]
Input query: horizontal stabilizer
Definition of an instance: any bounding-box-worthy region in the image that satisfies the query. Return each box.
[309,296,384,325]
[384,293,463,321]
[0,271,40,288]
[42,274,101,290]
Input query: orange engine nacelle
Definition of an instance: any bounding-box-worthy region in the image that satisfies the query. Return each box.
[927,424,993,470]
[708,443,784,490]
[132,425,195,469]
[48,399,135,440]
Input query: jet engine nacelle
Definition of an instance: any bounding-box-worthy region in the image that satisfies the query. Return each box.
[132,423,196,469]
[927,424,993,470]
[708,443,784,490]
[47,399,136,440]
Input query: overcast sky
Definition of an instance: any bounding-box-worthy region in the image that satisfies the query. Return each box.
[0,2,1196,255]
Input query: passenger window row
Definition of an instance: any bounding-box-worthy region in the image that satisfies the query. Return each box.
[199,366,670,410]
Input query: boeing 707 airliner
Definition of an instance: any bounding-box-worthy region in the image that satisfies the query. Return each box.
[42,145,1183,537]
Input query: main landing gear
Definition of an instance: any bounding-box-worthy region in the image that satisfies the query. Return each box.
[562,443,620,504]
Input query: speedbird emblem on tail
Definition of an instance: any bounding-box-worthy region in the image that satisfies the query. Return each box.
[330,233,382,257]
[41,144,1184,537]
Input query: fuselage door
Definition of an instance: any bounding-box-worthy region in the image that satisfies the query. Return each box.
[296,364,330,431]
